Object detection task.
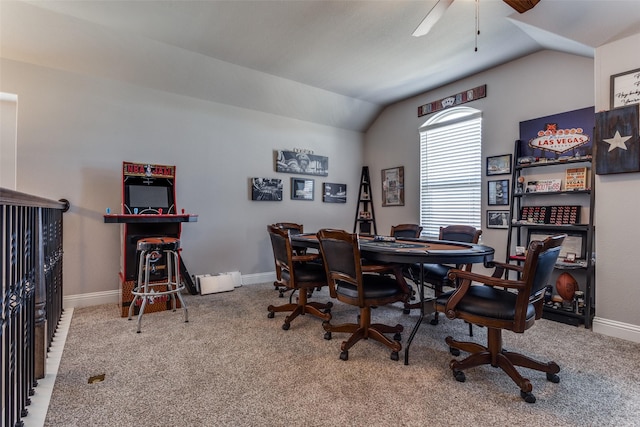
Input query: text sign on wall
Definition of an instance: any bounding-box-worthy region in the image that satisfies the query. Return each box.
[417,85,486,117]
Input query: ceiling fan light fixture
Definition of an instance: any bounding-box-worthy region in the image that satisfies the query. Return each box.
[502,0,540,14]
[412,0,455,37]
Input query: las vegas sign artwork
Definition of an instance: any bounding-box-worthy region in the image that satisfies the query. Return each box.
[519,107,594,159]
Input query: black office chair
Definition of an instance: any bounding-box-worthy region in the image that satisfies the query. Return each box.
[271,222,305,298]
[317,229,411,361]
[267,225,332,331]
[434,234,566,403]
[390,223,423,239]
[404,225,481,332]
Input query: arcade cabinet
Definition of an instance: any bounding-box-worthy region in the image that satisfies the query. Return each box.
[104,161,198,316]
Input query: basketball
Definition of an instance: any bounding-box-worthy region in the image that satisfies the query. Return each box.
[555,272,578,301]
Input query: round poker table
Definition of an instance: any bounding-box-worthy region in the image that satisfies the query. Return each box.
[290,233,495,365]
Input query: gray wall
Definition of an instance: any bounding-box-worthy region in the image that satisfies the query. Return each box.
[365,50,595,265]
[594,33,640,336]
[1,58,363,297]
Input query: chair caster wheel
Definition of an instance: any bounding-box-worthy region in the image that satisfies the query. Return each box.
[324,331,332,340]
[267,311,275,319]
[393,332,402,341]
[546,373,560,383]
[323,308,331,314]
[282,323,290,330]
[340,351,348,361]
[520,390,536,403]
[449,347,460,356]
[430,317,439,326]
[403,308,410,314]
[453,369,466,382]
[390,351,399,361]
[278,293,284,298]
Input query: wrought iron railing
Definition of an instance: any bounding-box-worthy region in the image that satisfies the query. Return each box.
[1,188,68,427]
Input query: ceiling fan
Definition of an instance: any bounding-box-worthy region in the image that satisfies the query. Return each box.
[412,0,540,37]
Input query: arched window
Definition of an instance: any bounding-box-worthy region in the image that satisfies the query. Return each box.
[419,106,482,237]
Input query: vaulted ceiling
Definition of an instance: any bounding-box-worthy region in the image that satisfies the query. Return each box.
[2,1,640,131]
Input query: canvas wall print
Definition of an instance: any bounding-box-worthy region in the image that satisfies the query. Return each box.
[323,182,347,203]
[518,107,594,161]
[275,150,328,176]
[595,104,640,175]
[291,178,314,200]
[251,178,282,201]
[381,166,404,206]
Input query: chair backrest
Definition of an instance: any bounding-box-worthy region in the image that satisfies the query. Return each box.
[390,224,423,238]
[439,225,481,244]
[273,222,303,235]
[316,229,364,305]
[522,234,566,299]
[267,225,296,284]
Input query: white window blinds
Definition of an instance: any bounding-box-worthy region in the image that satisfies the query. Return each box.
[419,108,482,238]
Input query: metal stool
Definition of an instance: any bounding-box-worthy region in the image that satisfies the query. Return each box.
[128,237,188,332]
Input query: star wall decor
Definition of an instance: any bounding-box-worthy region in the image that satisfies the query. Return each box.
[595,104,640,174]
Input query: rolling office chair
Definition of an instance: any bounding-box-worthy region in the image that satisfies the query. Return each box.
[434,234,566,403]
[404,225,481,334]
[267,225,332,331]
[317,229,411,361]
[271,222,305,298]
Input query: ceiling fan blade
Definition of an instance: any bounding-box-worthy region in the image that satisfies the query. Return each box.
[412,0,455,37]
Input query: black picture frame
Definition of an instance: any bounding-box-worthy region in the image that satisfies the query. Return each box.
[486,154,512,176]
[610,67,640,109]
[322,182,347,203]
[250,178,283,201]
[487,210,510,229]
[291,178,314,200]
[488,179,509,205]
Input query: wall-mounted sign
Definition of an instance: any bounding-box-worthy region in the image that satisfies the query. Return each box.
[417,84,486,117]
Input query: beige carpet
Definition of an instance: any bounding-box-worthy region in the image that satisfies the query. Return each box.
[44,284,640,426]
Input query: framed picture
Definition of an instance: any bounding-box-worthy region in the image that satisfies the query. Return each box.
[488,179,509,205]
[251,178,282,201]
[487,210,510,229]
[595,104,640,175]
[610,68,640,109]
[381,166,404,206]
[291,177,314,200]
[322,182,346,203]
[275,150,328,176]
[486,154,512,176]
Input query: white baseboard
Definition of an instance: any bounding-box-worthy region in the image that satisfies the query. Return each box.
[63,272,277,309]
[592,316,640,344]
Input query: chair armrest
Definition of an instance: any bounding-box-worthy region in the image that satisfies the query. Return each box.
[292,253,321,263]
[442,268,526,319]
[486,260,524,278]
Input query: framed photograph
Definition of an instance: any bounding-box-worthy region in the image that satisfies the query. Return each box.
[486,154,512,176]
[610,68,640,109]
[322,182,346,203]
[487,210,510,229]
[488,179,509,205]
[291,177,314,200]
[251,178,282,201]
[381,166,404,206]
[275,150,328,176]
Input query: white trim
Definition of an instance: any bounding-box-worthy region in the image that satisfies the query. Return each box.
[592,316,640,344]
[63,289,119,309]
[62,272,277,308]
[23,308,74,427]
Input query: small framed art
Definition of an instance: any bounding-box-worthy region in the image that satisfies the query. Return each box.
[610,68,640,109]
[488,179,509,205]
[381,166,404,206]
[322,182,347,203]
[486,154,512,176]
[487,210,510,229]
[251,178,282,201]
[291,177,314,200]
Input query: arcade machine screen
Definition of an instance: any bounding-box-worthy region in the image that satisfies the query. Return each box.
[126,184,173,214]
